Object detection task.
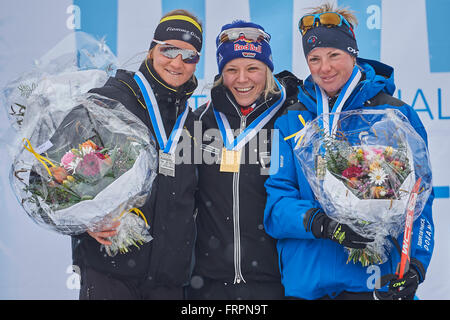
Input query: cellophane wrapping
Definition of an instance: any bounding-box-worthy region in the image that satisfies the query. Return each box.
[294,109,432,266]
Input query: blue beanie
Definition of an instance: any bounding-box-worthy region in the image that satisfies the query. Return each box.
[216,20,273,74]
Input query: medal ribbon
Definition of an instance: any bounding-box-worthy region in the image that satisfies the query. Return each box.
[134,71,189,154]
[315,65,362,136]
[213,77,286,151]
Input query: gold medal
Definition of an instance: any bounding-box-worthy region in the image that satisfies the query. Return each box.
[220,148,241,173]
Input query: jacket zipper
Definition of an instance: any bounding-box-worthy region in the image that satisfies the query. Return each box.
[232,115,246,284]
[225,94,272,284]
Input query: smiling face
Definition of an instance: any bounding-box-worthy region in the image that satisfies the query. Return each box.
[222,58,267,107]
[307,47,356,97]
[150,39,197,88]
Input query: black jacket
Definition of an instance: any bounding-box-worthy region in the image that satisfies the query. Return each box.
[72,60,198,288]
[190,71,302,287]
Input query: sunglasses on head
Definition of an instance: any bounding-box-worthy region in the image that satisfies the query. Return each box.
[153,39,201,64]
[218,27,271,45]
[299,12,355,38]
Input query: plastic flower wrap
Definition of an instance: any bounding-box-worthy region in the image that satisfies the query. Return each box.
[1,31,118,131]
[294,109,432,266]
[10,93,158,256]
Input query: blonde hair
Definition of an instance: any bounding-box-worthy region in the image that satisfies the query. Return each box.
[213,66,280,101]
[306,1,358,28]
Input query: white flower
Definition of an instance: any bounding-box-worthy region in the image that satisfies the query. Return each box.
[81,145,95,156]
[369,168,388,186]
[65,157,81,173]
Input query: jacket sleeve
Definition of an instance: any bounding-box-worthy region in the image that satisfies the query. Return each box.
[395,105,435,282]
[264,114,320,240]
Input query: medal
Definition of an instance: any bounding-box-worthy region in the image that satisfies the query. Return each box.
[134,71,189,177]
[159,150,176,177]
[220,148,242,172]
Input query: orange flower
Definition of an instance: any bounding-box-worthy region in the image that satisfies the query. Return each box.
[49,166,68,183]
[391,160,403,169]
[371,186,386,199]
[347,177,360,188]
[81,140,98,150]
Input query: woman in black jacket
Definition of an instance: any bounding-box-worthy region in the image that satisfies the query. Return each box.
[187,20,302,299]
[72,9,203,300]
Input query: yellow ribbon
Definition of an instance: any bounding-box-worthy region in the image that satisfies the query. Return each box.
[23,138,56,176]
[115,208,149,227]
[283,114,307,149]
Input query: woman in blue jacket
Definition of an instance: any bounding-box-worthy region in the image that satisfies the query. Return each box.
[264,2,434,300]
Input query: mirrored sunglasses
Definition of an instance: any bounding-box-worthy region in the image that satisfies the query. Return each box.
[218,27,271,45]
[299,12,355,38]
[153,40,200,64]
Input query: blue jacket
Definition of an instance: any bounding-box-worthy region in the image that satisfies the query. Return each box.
[264,58,435,299]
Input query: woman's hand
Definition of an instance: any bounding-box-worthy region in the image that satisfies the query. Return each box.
[87,221,120,245]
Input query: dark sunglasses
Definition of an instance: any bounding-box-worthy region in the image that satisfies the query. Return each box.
[153,40,200,64]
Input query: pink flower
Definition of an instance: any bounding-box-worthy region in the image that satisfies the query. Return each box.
[342,166,363,179]
[372,148,383,154]
[77,153,101,177]
[61,151,76,170]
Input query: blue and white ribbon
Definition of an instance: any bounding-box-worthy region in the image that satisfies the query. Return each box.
[134,71,189,154]
[315,65,362,136]
[213,77,286,151]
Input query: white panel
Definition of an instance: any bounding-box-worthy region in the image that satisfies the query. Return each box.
[204,0,250,81]
[0,0,74,87]
[116,0,162,70]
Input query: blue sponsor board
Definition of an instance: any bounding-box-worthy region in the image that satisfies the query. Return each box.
[73,0,118,55]
[426,0,450,73]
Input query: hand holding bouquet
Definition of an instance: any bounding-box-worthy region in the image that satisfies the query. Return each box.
[295,109,432,266]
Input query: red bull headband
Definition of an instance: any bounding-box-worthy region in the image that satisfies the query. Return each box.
[216,20,273,74]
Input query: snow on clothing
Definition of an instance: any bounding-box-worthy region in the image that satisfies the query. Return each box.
[264,58,434,300]
[72,60,198,298]
[188,72,301,299]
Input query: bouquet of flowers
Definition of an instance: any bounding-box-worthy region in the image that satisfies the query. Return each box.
[294,109,432,266]
[10,94,158,256]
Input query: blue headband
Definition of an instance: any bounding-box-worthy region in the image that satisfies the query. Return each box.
[302,24,359,57]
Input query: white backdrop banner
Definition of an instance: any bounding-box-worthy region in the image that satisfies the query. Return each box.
[0,0,449,299]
